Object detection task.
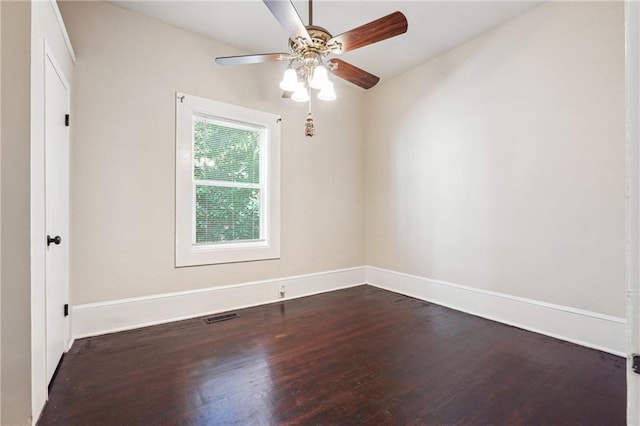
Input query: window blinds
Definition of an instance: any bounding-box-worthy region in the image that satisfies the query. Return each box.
[193,116,261,244]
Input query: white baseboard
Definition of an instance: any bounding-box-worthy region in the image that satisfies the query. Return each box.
[72,267,366,338]
[366,266,627,356]
[72,265,627,357]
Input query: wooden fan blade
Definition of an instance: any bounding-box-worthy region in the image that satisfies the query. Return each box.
[328,59,380,90]
[328,11,407,54]
[215,53,290,66]
[263,0,311,43]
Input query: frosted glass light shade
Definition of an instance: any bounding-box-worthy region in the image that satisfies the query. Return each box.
[317,81,336,101]
[309,65,329,89]
[291,83,310,102]
[279,68,299,92]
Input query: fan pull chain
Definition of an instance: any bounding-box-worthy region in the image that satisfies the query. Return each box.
[305,91,315,137]
[305,113,314,137]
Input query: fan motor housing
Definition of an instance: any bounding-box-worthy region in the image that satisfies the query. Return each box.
[289,25,333,59]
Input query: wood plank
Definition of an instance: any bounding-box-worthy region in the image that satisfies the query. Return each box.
[38,285,626,425]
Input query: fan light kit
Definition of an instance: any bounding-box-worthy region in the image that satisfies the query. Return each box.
[216,0,408,137]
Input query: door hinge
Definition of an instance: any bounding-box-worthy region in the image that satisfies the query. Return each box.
[65,114,70,127]
[64,304,69,317]
[633,354,640,374]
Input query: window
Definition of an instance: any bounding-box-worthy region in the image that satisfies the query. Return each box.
[175,93,280,266]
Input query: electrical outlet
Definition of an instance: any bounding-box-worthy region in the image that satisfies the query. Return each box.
[279,285,286,298]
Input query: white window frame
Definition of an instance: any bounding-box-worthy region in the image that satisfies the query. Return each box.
[175,93,281,266]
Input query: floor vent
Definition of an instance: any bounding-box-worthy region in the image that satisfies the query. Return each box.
[204,313,239,324]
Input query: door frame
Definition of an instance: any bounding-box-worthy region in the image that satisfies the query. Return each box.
[625,2,640,424]
[30,39,72,423]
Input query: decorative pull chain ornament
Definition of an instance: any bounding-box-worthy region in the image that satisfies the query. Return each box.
[305,112,315,137]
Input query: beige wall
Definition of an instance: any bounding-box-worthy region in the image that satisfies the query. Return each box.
[1,2,32,424]
[60,1,625,317]
[365,1,625,317]
[59,1,365,305]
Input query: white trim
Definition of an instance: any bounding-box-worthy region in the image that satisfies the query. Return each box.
[175,92,281,267]
[31,39,72,425]
[72,267,366,338]
[44,38,70,92]
[48,0,76,64]
[366,266,627,357]
[195,180,261,190]
[72,265,628,357]
[625,1,640,424]
[71,265,626,358]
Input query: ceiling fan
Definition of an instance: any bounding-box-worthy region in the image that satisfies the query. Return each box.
[215,0,408,136]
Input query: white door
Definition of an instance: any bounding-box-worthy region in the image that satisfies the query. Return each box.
[44,51,70,385]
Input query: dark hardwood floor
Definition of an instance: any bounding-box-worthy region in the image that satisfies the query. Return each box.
[38,285,626,425]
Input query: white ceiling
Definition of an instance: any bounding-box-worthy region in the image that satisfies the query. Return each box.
[110,1,542,85]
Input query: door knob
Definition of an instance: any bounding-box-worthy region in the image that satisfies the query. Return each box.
[47,235,61,246]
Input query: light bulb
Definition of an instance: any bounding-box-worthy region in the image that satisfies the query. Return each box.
[317,81,336,101]
[291,82,309,102]
[279,67,299,92]
[309,65,329,89]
